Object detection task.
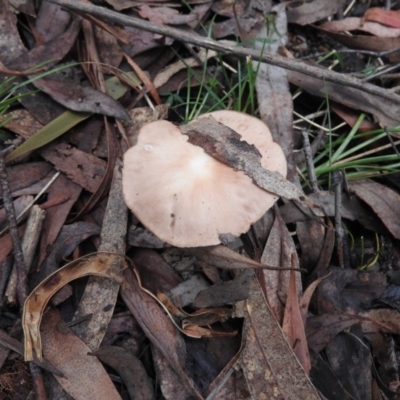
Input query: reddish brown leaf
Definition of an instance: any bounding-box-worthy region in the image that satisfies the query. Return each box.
[38,173,82,264]
[138,5,198,26]
[282,267,311,373]
[0,162,52,197]
[40,143,106,193]
[349,180,400,240]
[363,7,400,29]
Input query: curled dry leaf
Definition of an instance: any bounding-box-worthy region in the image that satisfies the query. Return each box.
[23,252,127,362]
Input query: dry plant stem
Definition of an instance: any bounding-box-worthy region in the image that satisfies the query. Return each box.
[0,151,27,306]
[29,363,48,400]
[5,206,46,305]
[49,0,400,105]
[333,171,344,268]
[301,129,319,193]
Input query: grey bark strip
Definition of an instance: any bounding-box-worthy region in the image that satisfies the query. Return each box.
[181,117,314,208]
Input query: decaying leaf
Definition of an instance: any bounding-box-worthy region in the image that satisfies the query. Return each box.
[349,179,400,240]
[41,308,122,400]
[93,345,154,400]
[287,0,346,25]
[121,268,203,399]
[23,252,127,361]
[282,267,311,373]
[240,276,320,399]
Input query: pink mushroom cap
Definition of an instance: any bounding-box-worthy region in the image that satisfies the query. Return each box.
[122,110,287,247]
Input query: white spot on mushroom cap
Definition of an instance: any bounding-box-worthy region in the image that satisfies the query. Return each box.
[122,112,287,247]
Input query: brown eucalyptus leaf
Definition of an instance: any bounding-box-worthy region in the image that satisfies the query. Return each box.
[306,313,360,353]
[349,180,400,240]
[321,17,400,37]
[138,5,198,25]
[40,143,107,193]
[359,308,400,335]
[241,276,320,399]
[260,209,300,322]
[23,252,127,361]
[120,268,203,399]
[282,269,311,373]
[0,162,52,197]
[181,117,313,207]
[187,245,265,270]
[32,78,130,122]
[287,0,346,25]
[36,1,72,42]
[7,18,81,71]
[93,345,154,400]
[41,308,122,400]
[38,173,82,265]
[0,109,44,138]
[193,270,252,307]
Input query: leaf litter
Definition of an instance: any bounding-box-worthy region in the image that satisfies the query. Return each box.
[0,1,400,399]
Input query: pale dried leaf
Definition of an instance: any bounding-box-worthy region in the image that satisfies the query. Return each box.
[41,308,122,400]
[23,252,127,361]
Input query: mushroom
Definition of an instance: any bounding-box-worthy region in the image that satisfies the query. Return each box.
[122,110,287,247]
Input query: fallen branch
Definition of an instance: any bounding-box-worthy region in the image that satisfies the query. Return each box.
[49,0,400,105]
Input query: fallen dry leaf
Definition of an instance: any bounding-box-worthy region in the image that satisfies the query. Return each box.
[321,17,400,37]
[32,78,130,122]
[138,5,198,26]
[287,0,346,25]
[282,267,311,373]
[362,7,400,29]
[121,268,203,399]
[93,345,154,400]
[241,275,319,399]
[349,179,400,240]
[41,308,122,400]
[40,143,107,193]
[23,252,127,361]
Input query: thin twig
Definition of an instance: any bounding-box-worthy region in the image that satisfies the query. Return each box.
[383,126,400,161]
[48,0,400,105]
[332,171,344,268]
[301,129,319,193]
[0,151,27,305]
[301,45,400,60]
